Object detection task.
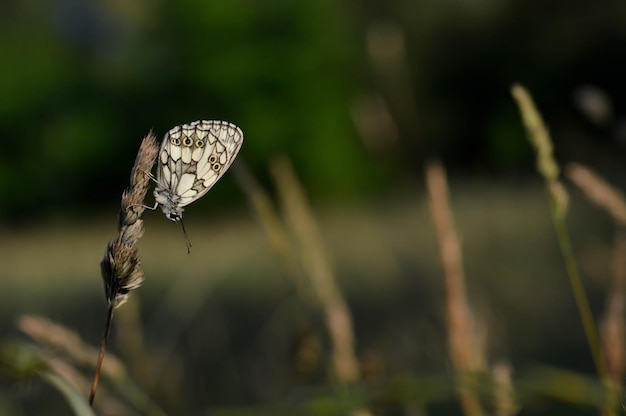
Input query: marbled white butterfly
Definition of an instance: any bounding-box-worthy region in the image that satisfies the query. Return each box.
[154,120,243,250]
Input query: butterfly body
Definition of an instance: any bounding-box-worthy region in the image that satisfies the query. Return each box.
[154,120,243,222]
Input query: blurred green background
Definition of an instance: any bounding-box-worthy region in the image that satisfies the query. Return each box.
[1,0,626,415]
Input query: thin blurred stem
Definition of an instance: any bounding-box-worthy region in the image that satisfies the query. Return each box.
[567,163,626,386]
[231,160,312,303]
[18,314,166,415]
[43,371,97,416]
[269,156,370,416]
[91,132,158,406]
[492,362,518,416]
[567,163,626,225]
[426,160,485,416]
[512,84,616,414]
[550,207,608,379]
[89,304,114,406]
[603,231,626,384]
[234,158,367,415]
[270,156,360,383]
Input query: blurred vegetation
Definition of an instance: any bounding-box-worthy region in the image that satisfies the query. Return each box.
[2,0,626,415]
[2,0,626,221]
[0,0,371,220]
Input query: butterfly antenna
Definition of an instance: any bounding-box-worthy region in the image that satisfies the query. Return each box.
[180,219,192,254]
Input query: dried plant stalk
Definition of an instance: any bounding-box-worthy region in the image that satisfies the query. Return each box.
[270,156,361,385]
[511,85,566,215]
[602,232,626,385]
[567,163,626,226]
[492,362,519,416]
[510,86,559,183]
[425,160,485,416]
[271,157,373,414]
[18,315,167,415]
[512,84,616,414]
[90,132,159,406]
[567,163,626,385]
[102,133,159,307]
[18,315,125,378]
[230,161,312,302]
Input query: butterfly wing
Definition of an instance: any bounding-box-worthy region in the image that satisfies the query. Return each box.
[155,120,243,210]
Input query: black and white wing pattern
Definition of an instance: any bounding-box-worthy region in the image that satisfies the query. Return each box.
[154,120,243,222]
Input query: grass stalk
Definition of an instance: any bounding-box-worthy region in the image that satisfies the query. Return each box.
[270,156,361,385]
[492,362,518,416]
[425,160,486,416]
[567,163,626,386]
[90,132,159,405]
[234,157,365,400]
[17,314,167,414]
[511,84,616,413]
[89,304,114,405]
[231,160,312,302]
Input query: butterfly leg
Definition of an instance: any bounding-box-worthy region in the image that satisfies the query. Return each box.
[127,201,158,211]
[137,168,158,184]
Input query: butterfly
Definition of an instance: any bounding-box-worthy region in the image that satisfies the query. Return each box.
[153,120,243,250]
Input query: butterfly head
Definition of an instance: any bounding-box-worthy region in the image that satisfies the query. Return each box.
[161,202,192,252]
[154,189,185,223]
[167,212,181,222]
[161,204,184,223]
[157,199,192,251]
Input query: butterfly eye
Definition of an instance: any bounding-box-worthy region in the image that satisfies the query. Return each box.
[196,140,205,147]
[183,137,193,147]
[209,155,217,163]
[212,163,221,172]
[171,137,181,145]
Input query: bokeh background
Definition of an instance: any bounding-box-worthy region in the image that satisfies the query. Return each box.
[2,1,626,415]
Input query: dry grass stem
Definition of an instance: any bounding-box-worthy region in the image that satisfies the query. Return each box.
[511,84,568,218]
[512,84,615,413]
[566,163,626,226]
[425,160,485,416]
[41,354,96,401]
[492,362,519,416]
[235,159,370,414]
[510,84,559,182]
[231,161,312,302]
[567,163,626,386]
[270,156,361,385]
[17,315,136,414]
[17,315,125,378]
[101,132,159,308]
[91,132,159,406]
[602,232,626,384]
[241,155,369,413]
